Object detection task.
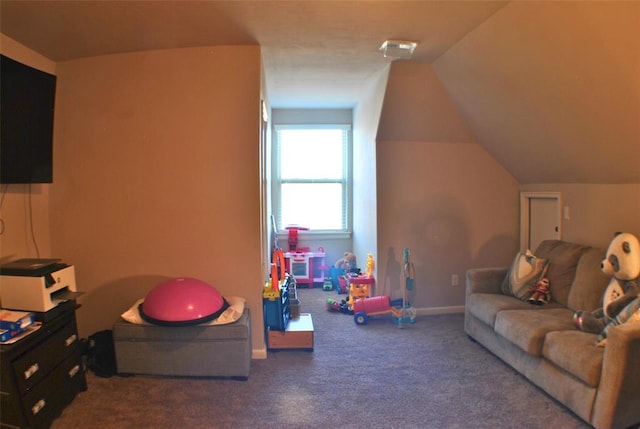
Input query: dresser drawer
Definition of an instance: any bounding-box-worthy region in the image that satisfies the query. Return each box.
[22,350,85,429]
[13,317,79,394]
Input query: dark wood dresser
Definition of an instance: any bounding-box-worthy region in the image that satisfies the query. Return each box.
[1,306,86,428]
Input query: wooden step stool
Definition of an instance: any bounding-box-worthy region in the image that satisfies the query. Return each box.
[267,313,314,351]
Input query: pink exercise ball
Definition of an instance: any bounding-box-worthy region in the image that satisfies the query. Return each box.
[139,277,228,326]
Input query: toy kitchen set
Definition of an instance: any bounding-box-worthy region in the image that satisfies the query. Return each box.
[0,258,82,321]
[283,226,327,287]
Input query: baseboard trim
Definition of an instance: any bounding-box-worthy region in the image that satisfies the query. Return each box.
[415,305,465,316]
[252,348,268,359]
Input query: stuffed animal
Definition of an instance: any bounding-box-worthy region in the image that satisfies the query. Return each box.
[574,232,640,333]
[335,252,357,271]
[595,296,640,346]
[528,278,551,305]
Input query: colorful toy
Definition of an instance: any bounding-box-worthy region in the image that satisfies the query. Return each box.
[263,248,287,299]
[285,225,308,252]
[404,248,415,291]
[352,249,416,326]
[352,295,416,325]
[334,252,356,271]
[574,232,640,334]
[528,277,551,305]
[326,297,351,314]
[595,296,640,346]
[347,275,372,310]
[397,248,417,326]
[322,276,333,291]
[336,274,348,293]
[366,253,375,277]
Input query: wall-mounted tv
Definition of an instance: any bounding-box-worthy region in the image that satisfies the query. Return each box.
[1,54,56,184]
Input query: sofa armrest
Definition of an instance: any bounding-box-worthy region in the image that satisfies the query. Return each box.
[466,267,507,296]
[592,322,640,429]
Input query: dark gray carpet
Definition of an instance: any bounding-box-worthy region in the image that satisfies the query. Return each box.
[52,287,589,429]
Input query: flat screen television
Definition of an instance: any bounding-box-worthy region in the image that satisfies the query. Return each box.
[1,54,56,184]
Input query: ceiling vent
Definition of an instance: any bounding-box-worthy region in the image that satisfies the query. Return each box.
[379,40,418,60]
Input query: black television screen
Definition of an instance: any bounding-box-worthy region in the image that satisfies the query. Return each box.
[1,54,56,184]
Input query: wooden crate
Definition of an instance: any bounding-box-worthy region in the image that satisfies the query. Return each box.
[267,313,314,351]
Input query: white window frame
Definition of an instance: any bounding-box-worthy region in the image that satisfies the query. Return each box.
[273,124,352,234]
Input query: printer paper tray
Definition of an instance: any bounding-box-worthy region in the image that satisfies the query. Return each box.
[51,289,84,304]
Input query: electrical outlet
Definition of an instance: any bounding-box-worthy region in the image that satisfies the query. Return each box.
[451,274,459,286]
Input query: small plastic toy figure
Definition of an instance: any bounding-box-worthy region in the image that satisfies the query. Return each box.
[366,253,375,277]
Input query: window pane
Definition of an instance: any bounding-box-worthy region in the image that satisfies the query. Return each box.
[281,183,343,230]
[279,129,344,180]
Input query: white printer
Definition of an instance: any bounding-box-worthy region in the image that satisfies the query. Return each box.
[0,259,79,313]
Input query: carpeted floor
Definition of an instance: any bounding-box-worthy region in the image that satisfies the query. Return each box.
[51,287,590,429]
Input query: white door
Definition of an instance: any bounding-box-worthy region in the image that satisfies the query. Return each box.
[520,192,561,252]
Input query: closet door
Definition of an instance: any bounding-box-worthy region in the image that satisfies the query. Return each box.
[520,192,561,252]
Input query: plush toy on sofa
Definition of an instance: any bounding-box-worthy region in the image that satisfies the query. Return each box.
[574,232,640,334]
[595,296,640,346]
[335,252,357,271]
[528,278,551,305]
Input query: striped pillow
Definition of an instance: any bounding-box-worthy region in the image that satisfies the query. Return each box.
[501,250,550,300]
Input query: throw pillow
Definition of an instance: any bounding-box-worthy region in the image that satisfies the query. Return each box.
[501,250,550,300]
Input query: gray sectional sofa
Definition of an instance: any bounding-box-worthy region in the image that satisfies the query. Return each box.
[465,240,640,429]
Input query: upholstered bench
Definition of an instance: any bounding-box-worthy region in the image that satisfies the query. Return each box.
[112,308,251,380]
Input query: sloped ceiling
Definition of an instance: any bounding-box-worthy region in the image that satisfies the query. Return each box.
[0,0,507,108]
[1,0,638,184]
[433,1,640,184]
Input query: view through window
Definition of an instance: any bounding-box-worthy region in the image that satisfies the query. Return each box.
[275,125,350,232]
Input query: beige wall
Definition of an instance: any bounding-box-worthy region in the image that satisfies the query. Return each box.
[49,46,265,352]
[377,141,519,310]
[521,183,640,249]
[0,35,55,263]
[377,62,520,311]
[352,66,389,266]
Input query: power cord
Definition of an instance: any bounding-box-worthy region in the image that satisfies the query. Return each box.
[28,183,41,258]
[0,183,8,236]
[0,183,43,257]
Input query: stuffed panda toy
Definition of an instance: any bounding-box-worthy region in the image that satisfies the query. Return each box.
[574,232,640,333]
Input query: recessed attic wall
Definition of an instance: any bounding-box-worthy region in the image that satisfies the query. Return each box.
[376,61,519,311]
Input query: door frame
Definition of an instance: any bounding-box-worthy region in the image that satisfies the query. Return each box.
[520,191,562,252]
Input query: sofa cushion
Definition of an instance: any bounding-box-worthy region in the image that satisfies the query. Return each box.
[494,308,576,356]
[567,246,610,312]
[543,330,603,387]
[466,293,563,327]
[535,240,590,307]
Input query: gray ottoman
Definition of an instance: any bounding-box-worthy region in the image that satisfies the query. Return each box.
[113,309,251,380]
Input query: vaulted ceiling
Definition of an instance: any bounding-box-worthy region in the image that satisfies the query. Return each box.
[1,1,639,184]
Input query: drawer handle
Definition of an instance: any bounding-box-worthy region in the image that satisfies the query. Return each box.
[24,363,40,380]
[32,399,46,415]
[65,333,78,347]
[68,364,80,378]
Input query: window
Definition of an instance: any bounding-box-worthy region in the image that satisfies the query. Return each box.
[274,125,351,232]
